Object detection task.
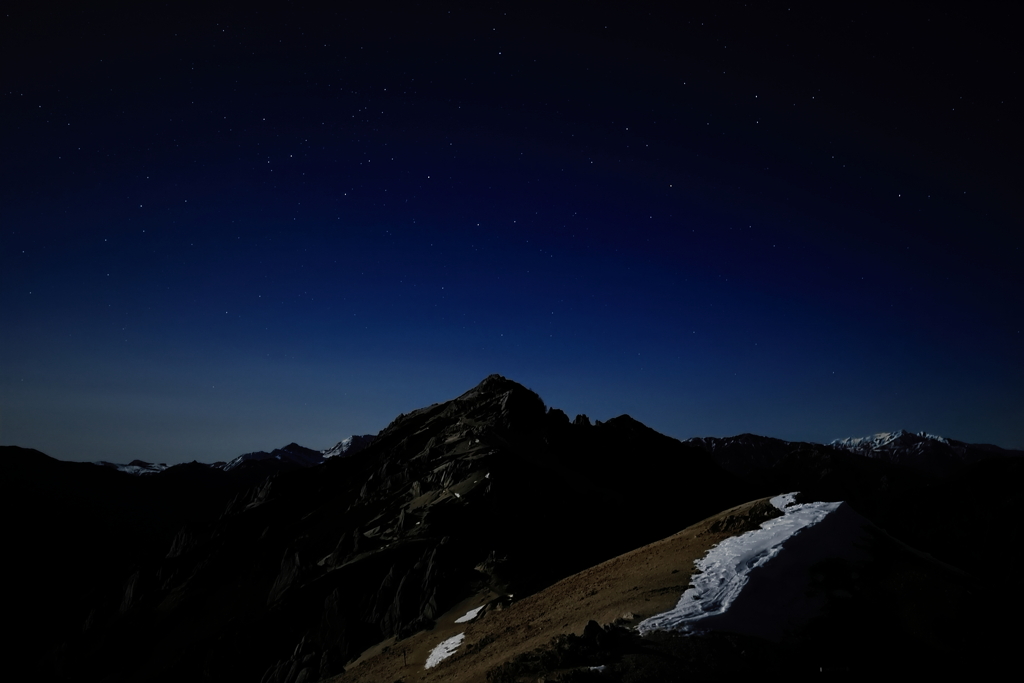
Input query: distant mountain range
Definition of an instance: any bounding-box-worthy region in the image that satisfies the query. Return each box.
[7,375,1022,681]
[92,435,376,475]
[92,426,1020,482]
[829,429,1021,475]
[686,429,1022,479]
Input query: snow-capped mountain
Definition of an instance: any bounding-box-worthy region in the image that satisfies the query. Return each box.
[685,429,1022,480]
[829,429,1022,476]
[831,429,951,451]
[321,434,375,459]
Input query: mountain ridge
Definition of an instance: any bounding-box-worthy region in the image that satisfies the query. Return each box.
[7,374,1022,681]
[69,423,1021,481]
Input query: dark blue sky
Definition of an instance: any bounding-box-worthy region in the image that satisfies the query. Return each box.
[3,2,1021,463]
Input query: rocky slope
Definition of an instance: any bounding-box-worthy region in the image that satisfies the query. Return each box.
[335,495,979,682]
[19,375,745,682]
[9,375,1021,682]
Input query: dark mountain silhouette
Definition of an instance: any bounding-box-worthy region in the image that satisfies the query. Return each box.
[90,435,377,476]
[7,375,1021,681]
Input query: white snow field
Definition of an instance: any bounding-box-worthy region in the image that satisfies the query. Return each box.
[424,632,465,669]
[638,493,874,641]
[769,492,798,510]
[455,605,485,623]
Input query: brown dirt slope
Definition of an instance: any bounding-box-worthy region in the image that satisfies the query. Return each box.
[332,496,783,683]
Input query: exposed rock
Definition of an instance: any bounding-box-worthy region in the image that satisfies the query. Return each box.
[166,525,196,558]
[119,569,142,614]
[268,549,302,605]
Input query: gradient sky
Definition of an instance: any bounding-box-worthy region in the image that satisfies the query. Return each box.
[2,2,1021,463]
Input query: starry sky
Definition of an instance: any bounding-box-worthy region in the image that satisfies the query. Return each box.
[2,2,1021,463]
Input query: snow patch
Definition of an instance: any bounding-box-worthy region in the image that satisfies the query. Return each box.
[455,605,484,623]
[425,632,465,669]
[322,436,353,458]
[769,492,798,511]
[638,496,840,636]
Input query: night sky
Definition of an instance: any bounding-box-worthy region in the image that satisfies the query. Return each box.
[3,2,1021,464]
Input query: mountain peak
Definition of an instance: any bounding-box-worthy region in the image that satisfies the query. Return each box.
[828,429,1024,476]
[830,430,951,451]
[455,373,533,400]
[322,434,376,459]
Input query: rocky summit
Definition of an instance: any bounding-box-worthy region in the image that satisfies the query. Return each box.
[9,374,1023,682]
